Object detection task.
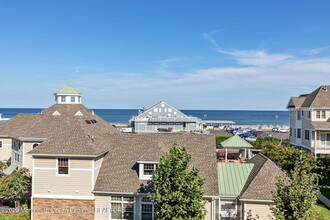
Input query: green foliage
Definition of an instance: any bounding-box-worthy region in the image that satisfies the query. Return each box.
[255,137,279,149]
[0,168,31,208]
[316,156,330,185]
[215,136,231,148]
[0,212,30,220]
[0,162,8,176]
[151,144,206,220]
[281,138,290,147]
[271,162,319,220]
[262,144,319,173]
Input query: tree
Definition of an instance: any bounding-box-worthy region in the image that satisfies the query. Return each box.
[0,161,8,176]
[255,137,279,149]
[151,143,206,219]
[0,168,31,208]
[271,161,319,220]
[215,135,231,148]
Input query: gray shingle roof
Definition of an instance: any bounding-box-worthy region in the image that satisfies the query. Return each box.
[288,86,330,109]
[93,134,219,196]
[240,153,283,201]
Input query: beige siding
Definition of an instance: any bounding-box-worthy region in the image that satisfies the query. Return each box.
[34,157,56,167]
[71,158,92,169]
[94,155,104,185]
[0,138,12,161]
[245,202,274,220]
[34,169,93,196]
[95,195,110,220]
[204,199,212,220]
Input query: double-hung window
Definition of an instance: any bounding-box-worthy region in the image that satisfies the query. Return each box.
[110,196,134,220]
[297,129,301,139]
[304,130,310,140]
[0,141,2,148]
[141,197,155,220]
[14,152,21,163]
[57,158,69,175]
[61,96,66,103]
[138,162,158,180]
[307,111,311,119]
[297,111,301,120]
[71,96,75,103]
[322,111,326,119]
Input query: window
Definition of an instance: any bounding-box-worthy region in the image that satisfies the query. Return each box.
[154,108,158,112]
[302,111,304,117]
[32,143,39,149]
[78,96,81,103]
[322,111,326,119]
[139,162,158,180]
[0,141,2,148]
[290,128,292,136]
[297,129,301,139]
[57,158,69,175]
[321,134,326,146]
[12,140,22,151]
[14,153,21,163]
[61,96,66,102]
[110,196,134,220]
[71,96,75,103]
[308,111,311,119]
[143,164,156,176]
[297,111,301,120]
[141,197,155,220]
[304,130,310,140]
[294,128,297,138]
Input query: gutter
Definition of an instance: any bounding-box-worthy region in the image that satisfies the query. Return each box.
[29,151,108,158]
[239,198,274,203]
[0,135,47,142]
[93,191,219,198]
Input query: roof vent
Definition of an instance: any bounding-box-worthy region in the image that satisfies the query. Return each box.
[52,111,61,116]
[75,111,84,116]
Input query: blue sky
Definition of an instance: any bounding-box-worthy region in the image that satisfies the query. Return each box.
[0,0,330,110]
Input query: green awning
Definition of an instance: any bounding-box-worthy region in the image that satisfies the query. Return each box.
[4,162,19,174]
[221,135,254,148]
[217,163,254,196]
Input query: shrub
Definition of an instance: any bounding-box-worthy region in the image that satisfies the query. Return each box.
[216,136,231,148]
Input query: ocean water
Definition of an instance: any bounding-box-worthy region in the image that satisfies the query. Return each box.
[0,108,289,125]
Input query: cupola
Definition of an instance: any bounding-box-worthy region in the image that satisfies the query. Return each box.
[54,84,83,104]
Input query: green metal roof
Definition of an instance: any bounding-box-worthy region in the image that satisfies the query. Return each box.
[217,163,254,196]
[54,84,82,95]
[221,135,254,148]
[4,162,19,174]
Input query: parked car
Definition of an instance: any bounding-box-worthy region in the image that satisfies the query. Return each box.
[252,130,263,136]
[272,128,279,132]
[261,133,272,137]
[245,136,257,142]
[239,133,251,138]
[278,128,289,133]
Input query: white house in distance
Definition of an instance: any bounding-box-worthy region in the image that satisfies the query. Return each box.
[54,84,83,104]
[129,101,203,132]
[287,85,330,156]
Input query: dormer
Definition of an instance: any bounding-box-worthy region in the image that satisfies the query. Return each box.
[54,84,83,104]
[137,161,158,180]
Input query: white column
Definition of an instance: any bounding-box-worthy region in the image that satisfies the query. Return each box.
[225,148,228,162]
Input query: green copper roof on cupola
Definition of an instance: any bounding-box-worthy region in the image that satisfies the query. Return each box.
[54,84,82,95]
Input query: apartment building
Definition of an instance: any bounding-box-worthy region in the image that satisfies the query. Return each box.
[287,85,330,156]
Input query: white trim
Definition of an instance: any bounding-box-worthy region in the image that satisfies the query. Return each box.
[71,168,93,171]
[29,151,108,158]
[32,194,94,200]
[92,159,95,191]
[136,161,159,164]
[56,157,70,177]
[32,157,35,220]
[239,198,274,202]
[34,167,56,170]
